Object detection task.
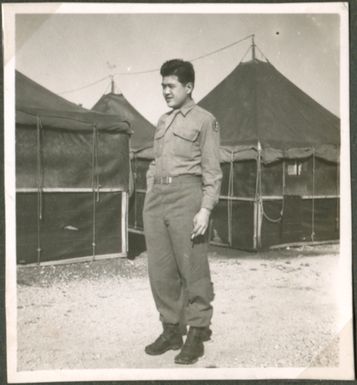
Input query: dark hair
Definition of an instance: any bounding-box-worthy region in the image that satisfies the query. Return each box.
[160,59,195,86]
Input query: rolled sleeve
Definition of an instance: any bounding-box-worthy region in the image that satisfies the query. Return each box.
[199,117,222,210]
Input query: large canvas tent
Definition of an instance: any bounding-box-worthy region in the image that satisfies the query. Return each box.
[91,56,340,251]
[91,90,155,254]
[16,71,132,264]
[199,58,339,249]
[92,91,155,154]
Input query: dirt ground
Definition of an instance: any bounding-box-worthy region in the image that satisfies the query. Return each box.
[17,243,340,370]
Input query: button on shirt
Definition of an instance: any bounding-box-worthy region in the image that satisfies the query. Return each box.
[146,99,222,211]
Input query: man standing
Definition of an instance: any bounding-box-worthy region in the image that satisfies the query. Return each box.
[143,59,222,365]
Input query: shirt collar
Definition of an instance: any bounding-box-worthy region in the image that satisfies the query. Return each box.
[169,99,196,117]
[179,99,196,116]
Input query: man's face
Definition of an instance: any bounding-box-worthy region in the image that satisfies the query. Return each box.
[161,75,193,109]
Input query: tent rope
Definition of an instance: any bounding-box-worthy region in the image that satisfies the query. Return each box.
[59,34,255,95]
[311,149,316,241]
[240,45,254,63]
[227,151,234,246]
[36,116,43,264]
[255,44,270,63]
[260,153,285,223]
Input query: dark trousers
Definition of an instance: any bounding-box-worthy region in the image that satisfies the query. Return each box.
[143,175,214,328]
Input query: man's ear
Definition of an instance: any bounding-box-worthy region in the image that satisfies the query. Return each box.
[185,82,194,95]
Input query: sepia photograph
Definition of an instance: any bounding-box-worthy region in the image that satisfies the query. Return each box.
[3,2,353,382]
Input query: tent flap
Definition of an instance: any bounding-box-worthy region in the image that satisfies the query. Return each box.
[218,144,339,164]
[17,108,131,133]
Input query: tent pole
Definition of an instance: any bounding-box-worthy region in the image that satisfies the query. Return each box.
[110,75,115,94]
[257,142,262,249]
[133,155,138,228]
[254,141,262,250]
[311,149,316,241]
[253,150,258,250]
[91,125,98,260]
[336,161,339,231]
[251,34,256,61]
[36,116,43,264]
[95,129,100,203]
[227,152,234,247]
[281,159,286,242]
[122,191,128,256]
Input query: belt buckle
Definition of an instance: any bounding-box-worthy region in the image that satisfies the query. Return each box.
[163,176,172,184]
[155,176,173,184]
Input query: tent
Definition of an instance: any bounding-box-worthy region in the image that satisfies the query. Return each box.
[92,56,340,251]
[92,91,155,154]
[199,58,340,249]
[16,71,132,264]
[91,90,155,255]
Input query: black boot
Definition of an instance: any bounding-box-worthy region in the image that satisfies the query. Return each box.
[145,323,183,355]
[174,327,205,365]
[179,325,212,341]
[201,326,212,342]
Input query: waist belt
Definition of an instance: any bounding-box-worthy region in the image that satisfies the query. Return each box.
[153,175,201,185]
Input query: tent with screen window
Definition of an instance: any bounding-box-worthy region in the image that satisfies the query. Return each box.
[198,57,340,250]
[16,71,132,264]
[92,53,340,252]
[91,89,155,255]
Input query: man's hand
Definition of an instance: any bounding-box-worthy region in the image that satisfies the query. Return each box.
[191,208,211,240]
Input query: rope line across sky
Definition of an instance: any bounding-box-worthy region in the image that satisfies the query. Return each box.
[59,33,260,95]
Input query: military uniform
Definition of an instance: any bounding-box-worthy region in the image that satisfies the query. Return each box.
[143,99,222,330]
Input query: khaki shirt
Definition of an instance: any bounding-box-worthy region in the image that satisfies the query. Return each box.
[147,99,222,211]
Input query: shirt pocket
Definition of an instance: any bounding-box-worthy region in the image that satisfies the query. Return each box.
[172,126,200,158]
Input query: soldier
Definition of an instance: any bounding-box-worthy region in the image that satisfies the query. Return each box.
[143,59,222,365]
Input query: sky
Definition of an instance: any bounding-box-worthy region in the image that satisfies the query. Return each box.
[16,12,340,124]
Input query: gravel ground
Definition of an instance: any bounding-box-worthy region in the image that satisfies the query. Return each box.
[17,243,340,370]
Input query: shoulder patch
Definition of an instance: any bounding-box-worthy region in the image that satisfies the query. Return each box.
[213,120,220,132]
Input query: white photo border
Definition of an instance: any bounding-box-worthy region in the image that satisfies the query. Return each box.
[3,2,353,383]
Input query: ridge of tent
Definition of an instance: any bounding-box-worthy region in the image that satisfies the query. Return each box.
[16,70,87,112]
[16,70,131,133]
[92,92,155,151]
[198,59,339,161]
